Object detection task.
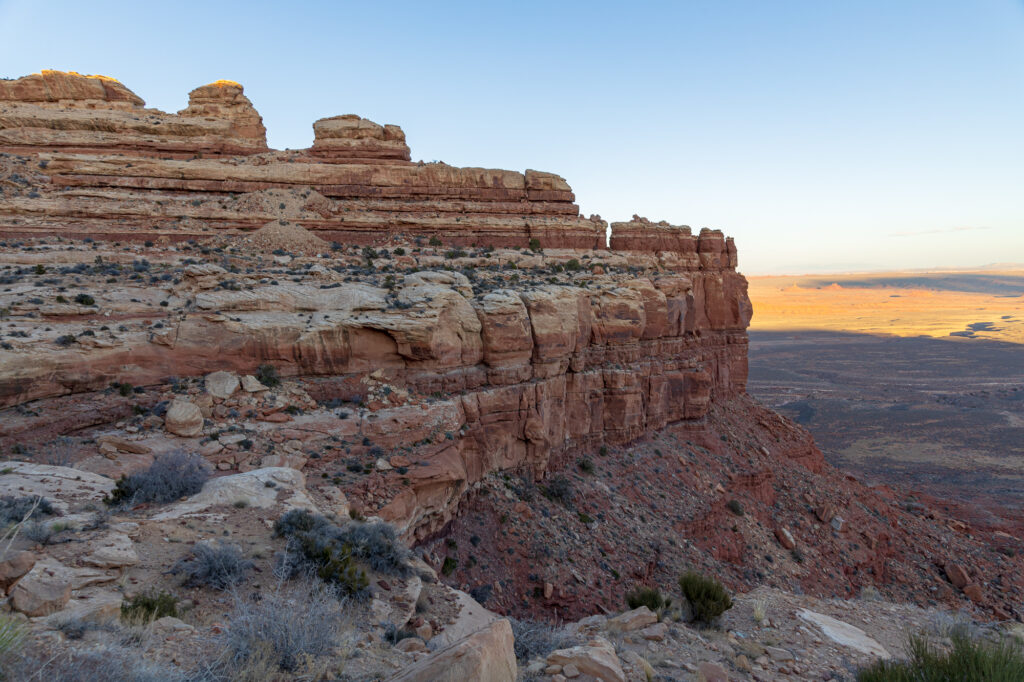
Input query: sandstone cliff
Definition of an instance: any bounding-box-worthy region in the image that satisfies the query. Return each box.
[3,72,1017,626]
[0,71,764,541]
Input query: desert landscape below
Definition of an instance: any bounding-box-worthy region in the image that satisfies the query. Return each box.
[0,71,1021,681]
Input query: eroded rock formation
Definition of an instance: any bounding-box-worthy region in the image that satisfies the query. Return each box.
[1,71,762,543]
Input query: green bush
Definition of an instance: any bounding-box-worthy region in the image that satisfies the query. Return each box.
[726,499,744,516]
[273,509,413,597]
[625,586,670,613]
[256,364,280,388]
[678,571,732,624]
[120,590,178,623]
[857,632,1024,682]
[528,238,541,252]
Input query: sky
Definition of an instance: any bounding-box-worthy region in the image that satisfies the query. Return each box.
[1,0,1022,274]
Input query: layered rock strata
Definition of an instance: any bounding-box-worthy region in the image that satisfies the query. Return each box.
[0,71,759,540]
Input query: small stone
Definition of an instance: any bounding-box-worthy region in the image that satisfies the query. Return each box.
[945,563,970,590]
[766,645,795,662]
[375,458,393,471]
[775,526,796,549]
[544,582,554,599]
[963,583,985,603]
[415,622,433,640]
[697,661,729,682]
[545,664,562,674]
[562,663,580,678]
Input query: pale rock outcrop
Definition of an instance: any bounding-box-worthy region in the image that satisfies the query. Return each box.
[546,636,626,682]
[83,531,139,569]
[392,618,516,682]
[151,467,316,520]
[204,370,240,399]
[0,462,114,514]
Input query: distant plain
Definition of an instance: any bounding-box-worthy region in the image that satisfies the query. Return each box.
[746,270,1024,531]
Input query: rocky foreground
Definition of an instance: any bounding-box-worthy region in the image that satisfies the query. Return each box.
[0,71,1021,680]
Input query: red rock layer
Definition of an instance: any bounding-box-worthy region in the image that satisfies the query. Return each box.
[0,73,730,253]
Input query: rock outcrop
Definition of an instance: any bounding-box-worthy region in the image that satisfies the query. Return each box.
[0,71,764,542]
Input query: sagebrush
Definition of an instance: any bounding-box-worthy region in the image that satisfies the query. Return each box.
[172,541,253,590]
[105,451,211,507]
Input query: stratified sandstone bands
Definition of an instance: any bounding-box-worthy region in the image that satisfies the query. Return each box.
[0,70,764,539]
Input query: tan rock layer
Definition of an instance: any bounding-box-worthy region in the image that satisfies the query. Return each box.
[0,72,738,254]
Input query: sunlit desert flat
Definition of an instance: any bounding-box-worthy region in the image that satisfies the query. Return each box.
[747,269,1024,343]
[746,269,1024,532]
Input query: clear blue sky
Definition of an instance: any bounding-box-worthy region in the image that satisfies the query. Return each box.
[2,0,1022,273]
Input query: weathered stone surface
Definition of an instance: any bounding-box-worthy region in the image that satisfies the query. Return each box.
[152,467,316,520]
[0,550,36,591]
[798,609,891,659]
[0,463,115,514]
[83,532,138,568]
[546,637,626,682]
[609,606,658,632]
[164,400,204,437]
[205,371,240,399]
[392,618,516,682]
[9,557,73,616]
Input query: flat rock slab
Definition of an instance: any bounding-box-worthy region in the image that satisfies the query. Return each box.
[0,462,115,514]
[151,467,316,520]
[83,531,138,568]
[798,608,891,659]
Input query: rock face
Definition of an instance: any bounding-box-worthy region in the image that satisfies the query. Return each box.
[392,618,516,682]
[0,71,775,542]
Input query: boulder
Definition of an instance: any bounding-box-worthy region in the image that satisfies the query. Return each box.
[945,563,970,590]
[546,637,625,682]
[609,606,657,631]
[165,400,204,437]
[392,618,516,682]
[963,583,985,603]
[240,375,267,392]
[10,558,73,616]
[83,531,138,568]
[0,550,36,591]
[205,371,240,399]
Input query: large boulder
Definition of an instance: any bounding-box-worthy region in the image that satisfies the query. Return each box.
[9,558,73,616]
[546,636,626,682]
[164,399,204,437]
[391,618,516,682]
